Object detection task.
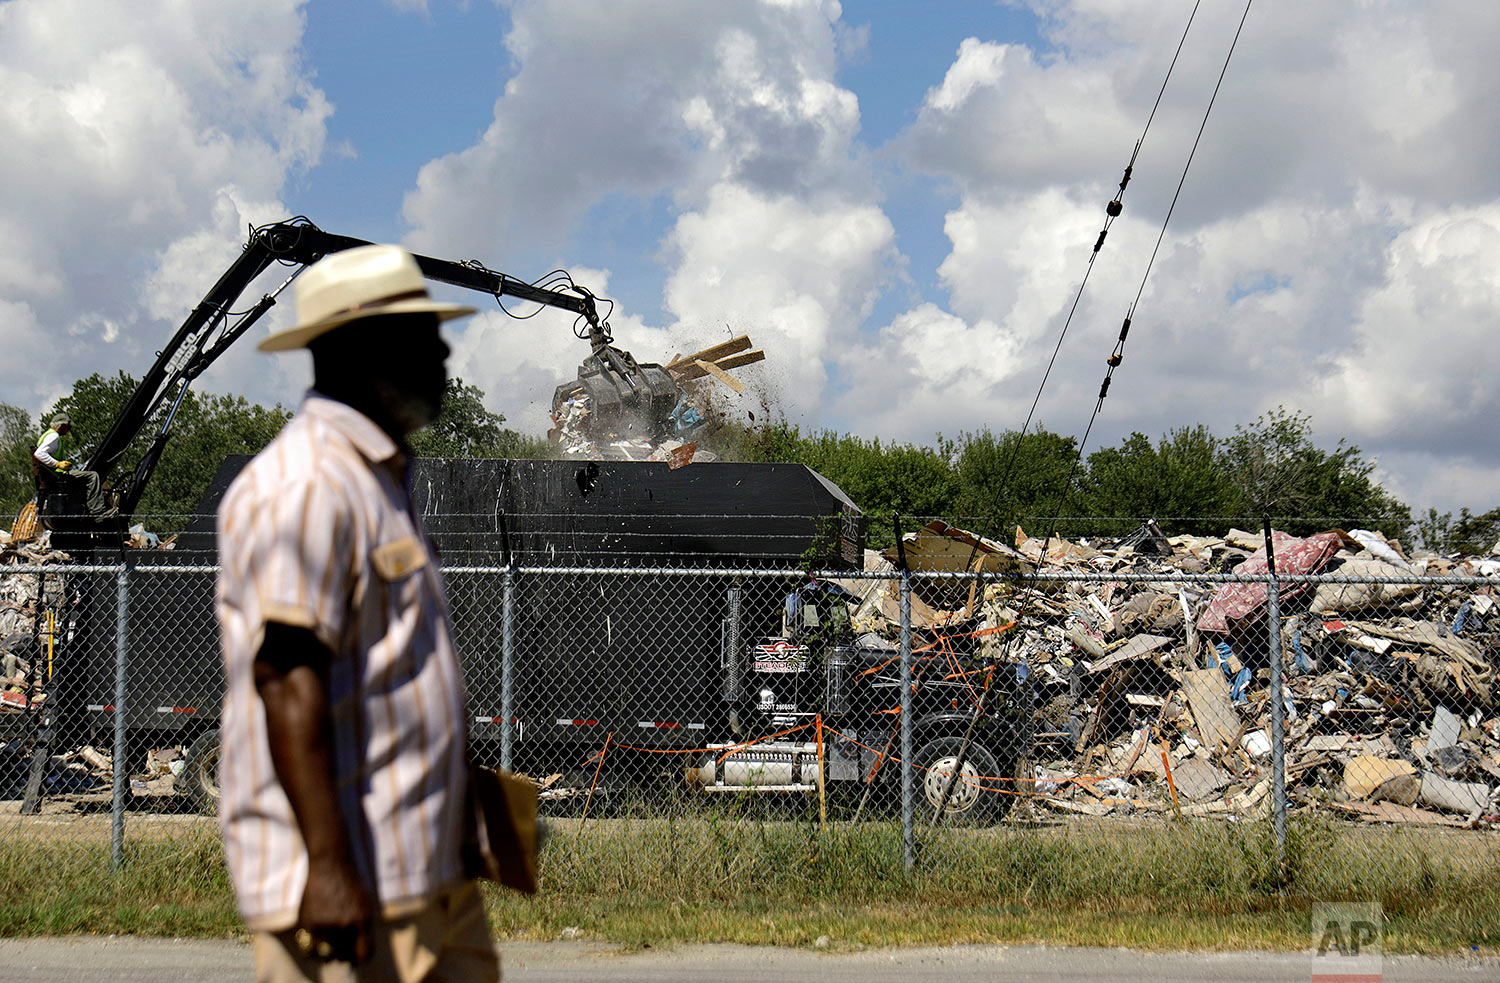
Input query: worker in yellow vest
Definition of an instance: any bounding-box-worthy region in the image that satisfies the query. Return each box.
[33,413,109,517]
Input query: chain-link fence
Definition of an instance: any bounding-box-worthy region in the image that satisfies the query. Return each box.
[0,520,1496,899]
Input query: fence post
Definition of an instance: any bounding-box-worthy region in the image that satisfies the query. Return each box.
[899,570,914,873]
[1263,520,1287,873]
[500,566,515,772]
[724,587,743,703]
[112,564,129,871]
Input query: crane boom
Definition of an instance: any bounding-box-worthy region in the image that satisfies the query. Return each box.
[87,218,630,516]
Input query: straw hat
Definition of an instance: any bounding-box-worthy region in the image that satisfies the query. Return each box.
[259,244,476,352]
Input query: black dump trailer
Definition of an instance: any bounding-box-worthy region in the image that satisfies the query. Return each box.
[60,457,1019,819]
[66,460,859,782]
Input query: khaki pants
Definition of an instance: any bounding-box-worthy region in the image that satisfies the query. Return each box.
[254,881,499,983]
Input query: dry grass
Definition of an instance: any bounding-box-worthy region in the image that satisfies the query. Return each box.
[0,806,1494,954]
[485,809,1500,954]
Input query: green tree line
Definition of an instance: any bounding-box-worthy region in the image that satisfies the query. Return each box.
[1,373,543,522]
[730,408,1426,547]
[4,376,1491,554]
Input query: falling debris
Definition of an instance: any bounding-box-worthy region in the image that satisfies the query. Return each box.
[550,333,765,464]
[665,335,765,384]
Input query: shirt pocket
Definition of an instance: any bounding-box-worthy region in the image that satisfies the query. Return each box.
[372,535,429,582]
[368,535,438,688]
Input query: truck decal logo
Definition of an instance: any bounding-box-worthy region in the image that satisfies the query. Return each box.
[753,640,809,673]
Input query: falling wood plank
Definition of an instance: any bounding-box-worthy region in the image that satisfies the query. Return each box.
[711,349,764,371]
[670,349,766,382]
[1182,668,1240,755]
[666,335,752,369]
[694,358,747,395]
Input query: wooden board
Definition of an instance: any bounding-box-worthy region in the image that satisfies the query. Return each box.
[1331,800,1467,827]
[711,349,765,371]
[8,500,38,542]
[1182,668,1240,755]
[1088,634,1172,674]
[1171,757,1233,802]
[694,358,746,395]
[1343,755,1418,802]
[670,349,765,382]
[666,335,751,369]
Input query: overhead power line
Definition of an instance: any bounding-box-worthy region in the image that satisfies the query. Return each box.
[928,0,1257,830]
[987,0,1205,514]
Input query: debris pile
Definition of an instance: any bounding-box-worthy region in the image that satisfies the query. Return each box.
[854,520,1500,826]
[1,525,173,726]
[0,533,69,718]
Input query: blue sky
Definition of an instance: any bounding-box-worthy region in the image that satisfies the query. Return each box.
[296,2,511,238]
[3,0,1499,518]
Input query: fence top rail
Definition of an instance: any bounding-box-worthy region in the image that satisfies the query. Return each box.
[0,563,130,575]
[489,566,1493,586]
[0,563,221,575]
[2,563,1493,587]
[869,569,1497,586]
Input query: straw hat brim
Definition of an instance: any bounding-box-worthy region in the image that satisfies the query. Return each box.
[258,299,477,353]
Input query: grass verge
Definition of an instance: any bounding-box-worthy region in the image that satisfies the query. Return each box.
[0,813,1494,954]
[0,829,238,936]
[485,812,1500,954]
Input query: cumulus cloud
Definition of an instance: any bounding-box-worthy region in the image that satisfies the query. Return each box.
[660,183,894,409]
[1306,203,1500,453]
[854,0,1500,513]
[0,0,327,413]
[407,0,893,420]
[404,0,864,256]
[0,299,49,407]
[403,0,1500,513]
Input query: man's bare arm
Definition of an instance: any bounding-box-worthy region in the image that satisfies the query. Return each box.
[254,622,374,964]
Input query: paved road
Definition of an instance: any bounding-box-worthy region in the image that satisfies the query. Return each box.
[0,937,1495,982]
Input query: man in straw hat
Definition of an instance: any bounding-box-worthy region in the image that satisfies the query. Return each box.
[215,244,500,981]
[32,412,110,517]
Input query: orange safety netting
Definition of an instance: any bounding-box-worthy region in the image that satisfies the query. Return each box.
[582,720,817,764]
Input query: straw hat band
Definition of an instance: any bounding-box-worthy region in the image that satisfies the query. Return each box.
[258,244,476,352]
[326,287,431,319]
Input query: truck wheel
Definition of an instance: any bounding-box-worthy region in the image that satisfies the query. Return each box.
[181,728,222,814]
[914,736,1003,824]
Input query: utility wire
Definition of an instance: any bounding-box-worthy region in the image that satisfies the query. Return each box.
[1045,0,1256,540]
[927,0,1255,832]
[953,0,1202,580]
[985,0,1203,522]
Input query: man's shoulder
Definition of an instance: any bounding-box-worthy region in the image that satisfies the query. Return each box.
[222,411,358,507]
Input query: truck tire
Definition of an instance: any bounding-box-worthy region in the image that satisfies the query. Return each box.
[181,728,222,814]
[913,736,1004,824]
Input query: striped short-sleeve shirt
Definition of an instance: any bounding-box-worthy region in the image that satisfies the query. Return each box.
[215,392,468,931]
